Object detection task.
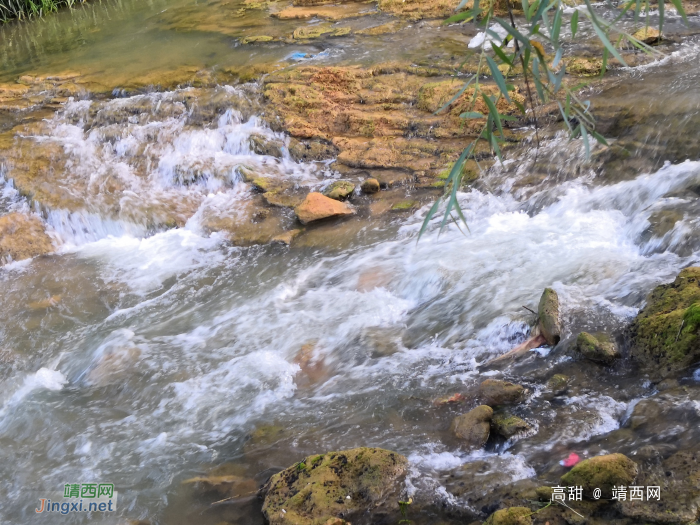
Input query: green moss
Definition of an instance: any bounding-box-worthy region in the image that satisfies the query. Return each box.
[390,200,418,211]
[484,507,532,525]
[241,35,275,44]
[630,267,700,376]
[561,453,638,498]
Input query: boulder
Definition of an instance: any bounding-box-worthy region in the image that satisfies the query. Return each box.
[560,453,638,499]
[450,405,492,449]
[483,507,532,525]
[479,379,526,406]
[538,288,561,345]
[545,374,568,395]
[0,213,53,264]
[628,267,700,378]
[491,410,530,439]
[575,332,620,365]
[261,447,407,525]
[360,178,380,194]
[294,192,356,225]
[323,180,355,200]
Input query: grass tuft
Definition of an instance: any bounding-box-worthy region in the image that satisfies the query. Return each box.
[0,0,85,22]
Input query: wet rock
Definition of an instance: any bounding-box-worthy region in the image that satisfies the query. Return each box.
[292,24,351,40]
[632,26,661,45]
[617,448,700,523]
[261,447,407,525]
[360,178,380,194]
[294,192,356,224]
[323,180,355,200]
[560,453,638,499]
[628,267,700,378]
[288,138,338,162]
[575,332,620,365]
[491,410,530,439]
[249,134,284,157]
[565,57,603,76]
[545,374,568,395]
[538,288,561,345]
[479,379,526,406]
[264,191,305,208]
[271,229,303,245]
[0,213,53,264]
[483,507,532,525]
[293,342,329,387]
[183,473,257,499]
[433,393,465,406]
[274,3,373,20]
[241,35,275,44]
[535,486,553,501]
[450,404,492,449]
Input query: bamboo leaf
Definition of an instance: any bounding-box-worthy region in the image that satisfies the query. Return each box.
[552,47,563,68]
[659,0,665,32]
[522,0,530,21]
[486,56,512,102]
[557,101,573,133]
[571,10,579,39]
[460,111,486,118]
[590,129,609,146]
[551,7,563,43]
[600,47,609,77]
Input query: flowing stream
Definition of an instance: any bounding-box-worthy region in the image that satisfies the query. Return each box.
[1,1,700,524]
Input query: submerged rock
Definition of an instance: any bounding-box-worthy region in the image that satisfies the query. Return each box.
[545,374,568,395]
[483,507,532,525]
[294,192,356,224]
[629,267,700,378]
[360,178,380,194]
[0,213,53,264]
[323,180,355,200]
[632,26,661,45]
[560,453,638,498]
[491,410,530,439]
[479,379,526,406]
[261,447,407,525]
[450,405,492,449]
[575,332,620,364]
[538,288,561,345]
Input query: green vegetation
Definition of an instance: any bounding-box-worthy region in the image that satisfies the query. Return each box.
[420,0,688,237]
[0,0,84,21]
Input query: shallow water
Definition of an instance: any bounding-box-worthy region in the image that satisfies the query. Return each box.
[2,1,700,524]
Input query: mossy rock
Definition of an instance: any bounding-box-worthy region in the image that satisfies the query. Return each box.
[561,453,638,499]
[390,200,418,211]
[451,405,492,450]
[491,410,530,439]
[323,180,355,200]
[241,35,275,44]
[261,447,408,525]
[545,374,568,395]
[538,288,561,345]
[575,332,620,365]
[479,379,526,406]
[629,267,700,378]
[483,506,532,525]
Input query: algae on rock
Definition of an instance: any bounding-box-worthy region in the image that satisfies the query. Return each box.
[261,447,408,525]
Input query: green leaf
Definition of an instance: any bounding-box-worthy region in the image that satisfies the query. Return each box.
[514,100,526,115]
[482,92,505,138]
[585,3,627,66]
[460,111,485,118]
[528,0,539,20]
[435,75,476,115]
[557,102,573,133]
[490,132,503,161]
[522,0,530,21]
[417,197,442,240]
[668,0,688,23]
[581,123,590,158]
[531,0,552,27]
[634,0,641,22]
[551,7,562,43]
[659,0,665,32]
[443,10,474,24]
[571,10,579,39]
[494,18,530,45]
[491,41,514,67]
[532,57,546,102]
[552,47,563,68]
[590,129,609,146]
[438,145,472,233]
[486,56,511,103]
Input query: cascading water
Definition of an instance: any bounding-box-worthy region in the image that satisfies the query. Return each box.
[1,1,700,524]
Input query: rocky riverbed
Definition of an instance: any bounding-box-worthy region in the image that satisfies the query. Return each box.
[1,0,700,524]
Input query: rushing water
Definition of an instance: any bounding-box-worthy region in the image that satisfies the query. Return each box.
[2,1,700,524]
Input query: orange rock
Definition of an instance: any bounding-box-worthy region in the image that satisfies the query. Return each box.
[0,213,53,264]
[294,192,356,225]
